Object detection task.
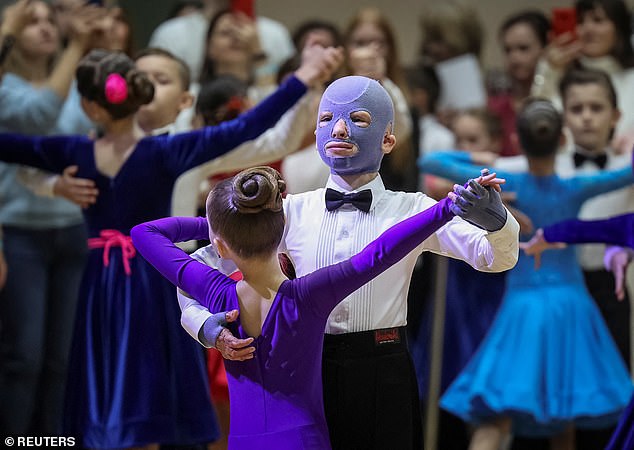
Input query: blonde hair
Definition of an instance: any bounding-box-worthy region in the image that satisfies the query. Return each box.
[343,7,407,92]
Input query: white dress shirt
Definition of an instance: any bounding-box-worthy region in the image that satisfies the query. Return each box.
[180,174,520,342]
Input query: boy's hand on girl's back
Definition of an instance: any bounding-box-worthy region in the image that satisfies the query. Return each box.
[215,310,256,362]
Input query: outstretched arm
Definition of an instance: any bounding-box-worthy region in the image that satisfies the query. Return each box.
[520,214,634,269]
[544,213,634,248]
[0,134,83,173]
[300,197,455,318]
[131,216,234,311]
[162,45,343,175]
[419,151,515,232]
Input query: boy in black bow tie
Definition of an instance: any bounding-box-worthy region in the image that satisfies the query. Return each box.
[182,75,520,450]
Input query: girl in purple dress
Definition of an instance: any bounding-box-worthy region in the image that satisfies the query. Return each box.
[0,47,342,449]
[130,166,502,449]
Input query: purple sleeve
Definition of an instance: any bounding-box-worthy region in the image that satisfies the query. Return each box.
[544,213,634,249]
[130,216,234,311]
[296,198,455,318]
[159,75,307,176]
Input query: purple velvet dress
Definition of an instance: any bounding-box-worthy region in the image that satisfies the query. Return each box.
[0,76,307,448]
[130,198,454,450]
[543,213,634,450]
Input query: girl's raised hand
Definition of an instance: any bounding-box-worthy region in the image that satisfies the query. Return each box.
[543,32,583,70]
[295,41,344,88]
[1,0,34,37]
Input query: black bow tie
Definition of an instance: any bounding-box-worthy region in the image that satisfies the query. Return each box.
[574,151,608,169]
[325,188,372,212]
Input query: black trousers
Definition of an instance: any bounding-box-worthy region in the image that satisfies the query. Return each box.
[322,327,424,450]
[584,269,631,369]
[575,269,630,450]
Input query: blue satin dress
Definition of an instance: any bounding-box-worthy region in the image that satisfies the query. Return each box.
[0,76,307,448]
[420,151,634,437]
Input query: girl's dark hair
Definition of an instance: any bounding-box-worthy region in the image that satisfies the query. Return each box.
[292,19,342,50]
[457,108,504,141]
[196,75,248,126]
[76,49,154,120]
[206,167,286,259]
[166,0,204,20]
[516,98,563,157]
[407,64,441,113]
[499,10,550,47]
[199,9,232,83]
[559,67,618,108]
[576,0,634,67]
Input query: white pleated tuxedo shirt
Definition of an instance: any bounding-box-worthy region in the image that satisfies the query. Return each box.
[180,175,519,343]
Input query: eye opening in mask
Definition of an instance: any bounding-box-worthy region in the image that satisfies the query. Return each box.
[318,111,333,127]
[350,110,372,128]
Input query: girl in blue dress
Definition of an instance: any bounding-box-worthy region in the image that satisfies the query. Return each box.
[419,98,634,449]
[519,168,634,450]
[0,47,342,449]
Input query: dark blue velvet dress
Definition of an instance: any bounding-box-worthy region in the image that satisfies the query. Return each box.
[0,76,306,448]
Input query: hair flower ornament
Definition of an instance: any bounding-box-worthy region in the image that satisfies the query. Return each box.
[105,73,128,104]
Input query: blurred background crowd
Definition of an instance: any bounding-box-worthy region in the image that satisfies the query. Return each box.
[1,0,634,449]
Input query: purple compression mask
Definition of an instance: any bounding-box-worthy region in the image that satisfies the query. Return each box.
[316,76,394,175]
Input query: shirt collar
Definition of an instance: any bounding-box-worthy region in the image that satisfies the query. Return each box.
[151,123,177,136]
[574,144,609,157]
[325,174,386,211]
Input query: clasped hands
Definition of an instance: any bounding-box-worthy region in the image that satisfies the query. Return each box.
[448,170,508,232]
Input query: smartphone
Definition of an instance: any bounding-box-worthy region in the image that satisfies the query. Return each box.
[230,0,254,18]
[551,7,577,38]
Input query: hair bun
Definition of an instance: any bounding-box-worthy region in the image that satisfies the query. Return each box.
[126,69,155,106]
[231,167,285,214]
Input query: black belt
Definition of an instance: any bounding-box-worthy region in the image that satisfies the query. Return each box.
[323,326,408,357]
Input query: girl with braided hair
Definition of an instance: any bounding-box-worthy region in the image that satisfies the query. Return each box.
[0,46,342,449]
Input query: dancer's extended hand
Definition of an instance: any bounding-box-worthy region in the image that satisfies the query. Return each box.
[519,228,566,269]
[606,248,633,301]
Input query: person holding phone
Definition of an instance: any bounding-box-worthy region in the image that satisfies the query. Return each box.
[532,0,634,150]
